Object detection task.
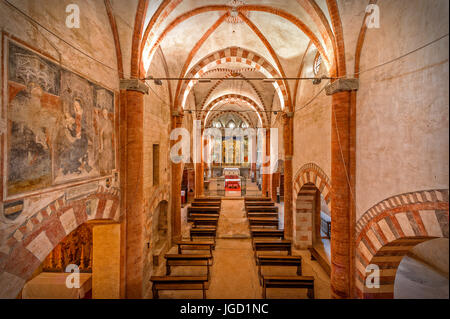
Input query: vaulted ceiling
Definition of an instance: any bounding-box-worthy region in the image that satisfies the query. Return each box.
[139,0,336,127]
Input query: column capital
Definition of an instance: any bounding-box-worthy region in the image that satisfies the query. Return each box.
[120,79,149,94]
[325,78,359,96]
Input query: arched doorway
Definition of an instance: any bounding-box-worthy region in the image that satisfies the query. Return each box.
[295,183,331,273]
[356,189,449,299]
[20,219,121,299]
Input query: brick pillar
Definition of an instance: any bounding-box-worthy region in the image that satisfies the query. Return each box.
[262,129,270,197]
[283,114,293,240]
[171,114,184,243]
[120,79,148,299]
[326,79,359,299]
[195,128,205,198]
[271,172,279,202]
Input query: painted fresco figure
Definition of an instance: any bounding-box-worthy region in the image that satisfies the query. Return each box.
[7,82,59,193]
[97,107,114,174]
[58,99,92,175]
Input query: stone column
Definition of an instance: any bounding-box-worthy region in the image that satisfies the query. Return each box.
[262,129,271,197]
[283,113,293,240]
[171,113,184,243]
[195,128,205,198]
[325,78,359,299]
[119,79,148,299]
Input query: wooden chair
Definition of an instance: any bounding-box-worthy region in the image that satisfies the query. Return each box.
[262,276,315,299]
[150,276,209,299]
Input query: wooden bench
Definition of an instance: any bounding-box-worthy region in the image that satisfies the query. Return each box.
[176,241,215,255]
[246,206,278,214]
[192,218,219,228]
[190,227,217,243]
[253,240,292,257]
[245,197,272,201]
[192,202,221,208]
[262,276,315,299]
[257,255,302,284]
[247,212,278,218]
[245,201,275,207]
[188,213,219,222]
[308,247,331,276]
[194,197,222,202]
[187,207,220,219]
[150,276,209,299]
[250,228,284,239]
[248,217,279,228]
[164,254,212,278]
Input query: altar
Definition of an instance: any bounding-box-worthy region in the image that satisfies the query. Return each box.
[224,168,241,192]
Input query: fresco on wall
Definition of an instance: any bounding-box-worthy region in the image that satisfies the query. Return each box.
[4,40,115,197]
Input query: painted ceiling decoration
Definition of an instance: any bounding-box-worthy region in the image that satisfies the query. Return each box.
[140,0,336,128]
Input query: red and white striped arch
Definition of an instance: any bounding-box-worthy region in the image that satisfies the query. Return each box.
[202,94,268,128]
[181,47,288,111]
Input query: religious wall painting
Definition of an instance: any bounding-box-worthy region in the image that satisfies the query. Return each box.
[4,39,116,198]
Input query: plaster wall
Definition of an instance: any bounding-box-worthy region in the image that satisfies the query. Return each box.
[352,0,449,219]
[292,47,332,183]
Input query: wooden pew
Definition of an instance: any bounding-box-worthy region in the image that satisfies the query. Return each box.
[150,276,208,299]
[192,202,221,208]
[164,254,212,278]
[246,206,278,213]
[176,241,215,255]
[245,201,275,207]
[189,213,220,221]
[245,197,272,201]
[194,197,222,202]
[253,240,292,257]
[247,212,278,218]
[256,255,302,284]
[192,218,219,228]
[187,207,220,220]
[250,228,284,239]
[248,217,279,228]
[262,276,315,299]
[190,227,217,243]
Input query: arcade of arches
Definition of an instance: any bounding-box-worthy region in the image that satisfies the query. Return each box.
[0,0,448,299]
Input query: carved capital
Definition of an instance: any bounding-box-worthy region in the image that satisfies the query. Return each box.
[119,79,149,94]
[325,78,359,95]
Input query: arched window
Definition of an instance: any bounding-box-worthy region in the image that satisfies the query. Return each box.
[313,53,322,75]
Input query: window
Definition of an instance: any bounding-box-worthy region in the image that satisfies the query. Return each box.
[153,144,160,186]
[313,53,322,75]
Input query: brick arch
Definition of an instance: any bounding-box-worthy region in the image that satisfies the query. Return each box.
[355,189,449,299]
[206,110,254,129]
[179,47,289,111]
[0,191,120,299]
[293,163,332,249]
[202,94,268,128]
[293,163,332,205]
[199,70,267,112]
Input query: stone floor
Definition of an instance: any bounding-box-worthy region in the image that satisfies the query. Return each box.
[156,199,331,299]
